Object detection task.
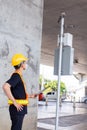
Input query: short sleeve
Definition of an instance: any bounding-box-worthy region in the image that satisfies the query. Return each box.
[6,73,20,88]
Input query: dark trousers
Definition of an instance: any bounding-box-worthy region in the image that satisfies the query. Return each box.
[10,114,25,130]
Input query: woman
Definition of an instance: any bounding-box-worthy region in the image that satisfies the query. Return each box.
[3,53,37,130]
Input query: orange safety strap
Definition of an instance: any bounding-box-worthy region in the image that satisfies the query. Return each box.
[17,72,28,99]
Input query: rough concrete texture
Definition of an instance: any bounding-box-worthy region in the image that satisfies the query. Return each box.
[0,0,43,129]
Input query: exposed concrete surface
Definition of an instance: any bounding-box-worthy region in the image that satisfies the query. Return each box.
[0,0,43,130]
[37,101,87,130]
[41,0,87,74]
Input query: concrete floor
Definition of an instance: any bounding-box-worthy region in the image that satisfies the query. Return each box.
[37,101,87,130]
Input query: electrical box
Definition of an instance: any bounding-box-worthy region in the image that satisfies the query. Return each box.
[57,33,73,47]
[54,46,74,75]
[63,33,73,47]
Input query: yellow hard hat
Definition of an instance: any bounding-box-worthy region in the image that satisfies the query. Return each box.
[12,53,28,66]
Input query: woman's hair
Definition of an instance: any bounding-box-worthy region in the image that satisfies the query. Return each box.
[14,61,25,70]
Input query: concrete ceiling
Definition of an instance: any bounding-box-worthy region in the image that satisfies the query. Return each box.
[41,0,87,75]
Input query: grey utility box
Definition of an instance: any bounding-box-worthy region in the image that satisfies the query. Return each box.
[54,46,74,75]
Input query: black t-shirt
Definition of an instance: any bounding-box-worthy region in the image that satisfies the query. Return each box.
[6,73,27,115]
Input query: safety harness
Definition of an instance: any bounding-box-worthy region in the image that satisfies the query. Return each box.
[8,72,29,105]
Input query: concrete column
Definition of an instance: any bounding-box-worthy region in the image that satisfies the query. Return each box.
[0,0,44,130]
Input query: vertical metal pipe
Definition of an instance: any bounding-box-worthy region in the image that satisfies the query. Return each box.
[55,12,65,130]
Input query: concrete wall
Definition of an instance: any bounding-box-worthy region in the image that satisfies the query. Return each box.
[0,0,43,130]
